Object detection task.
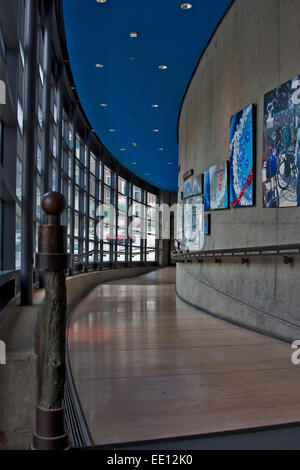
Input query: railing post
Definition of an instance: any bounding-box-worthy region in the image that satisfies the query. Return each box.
[32,192,70,450]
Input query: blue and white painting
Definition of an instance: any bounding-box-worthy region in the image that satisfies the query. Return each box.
[210,161,229,210]
[182,177,193,199]
[193,174,203,196]
[183,196,204,251]
[204,169,210,211]
[230,104,254,207]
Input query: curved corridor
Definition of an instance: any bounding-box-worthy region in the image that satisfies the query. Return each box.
[68,268,300,445]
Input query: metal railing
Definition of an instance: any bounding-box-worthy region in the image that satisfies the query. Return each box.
[72,248,161,264]
[172,243,300,265]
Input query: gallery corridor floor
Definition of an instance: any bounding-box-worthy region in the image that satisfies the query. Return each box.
[68,267,300,445]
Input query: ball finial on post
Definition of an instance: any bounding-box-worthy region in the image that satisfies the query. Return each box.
[41,192,66,225]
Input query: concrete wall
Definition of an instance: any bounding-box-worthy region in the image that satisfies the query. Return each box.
[177,0,300,341]
[0,267,156,449]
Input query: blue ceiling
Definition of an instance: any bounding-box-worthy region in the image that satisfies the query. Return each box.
[62,0,232,194]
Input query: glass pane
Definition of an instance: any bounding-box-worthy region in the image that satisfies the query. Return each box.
[16,157,22,200]
[76,136,80,159]
[104,166,111,186]
[147,234,156,247]
[118,195,127,212]
[74,213,79,236]
[104,187,111,204]
[89,197,95,218]
[75,163,80,185]
[133,185,141,202]
[90,153,96,175]
[16,205,21,269]
[148,192,157,207]
[132,231,141,246]
[75,188,80,211]
[117,229,127,245]
[36,183,41,219]
[90,175,95,196]
[117,245,125,261]
[118,177,127,194]
[103,243,110,262]
[118,214,127,228]
[17,101,23,133]
[37,145,42,173]
[89,218,95,240]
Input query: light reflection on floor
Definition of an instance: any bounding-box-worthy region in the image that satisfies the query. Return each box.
[68,267,300,445]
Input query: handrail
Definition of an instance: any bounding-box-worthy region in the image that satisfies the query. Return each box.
[172,242,300,264]
[72,248,162,263]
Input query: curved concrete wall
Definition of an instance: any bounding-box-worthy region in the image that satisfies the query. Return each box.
[178,0,300,341]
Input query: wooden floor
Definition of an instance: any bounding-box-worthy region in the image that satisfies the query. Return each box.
[68,267,300,445]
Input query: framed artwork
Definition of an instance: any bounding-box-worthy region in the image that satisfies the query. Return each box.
[183,169,193,180]
[204,169,210,211]
[193,174,204,196]
[204,213,211,236]
[262,75,300,207]
[210,161,229,210]
[230,104,254,207]
[183,196,204,251]
[182,177,193,199]
[176,201,184,245]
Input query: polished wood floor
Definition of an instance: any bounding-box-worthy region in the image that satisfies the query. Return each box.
[68,267,300,445]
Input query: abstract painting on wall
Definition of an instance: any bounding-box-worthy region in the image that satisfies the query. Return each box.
[230,104,254,207]
[209,161,229,210]
[193,174,204,196]
[204,169,210,211]
[183,196,204,251]
[176,201,184,245]
[262,75,300,207]
[182,177,193,199]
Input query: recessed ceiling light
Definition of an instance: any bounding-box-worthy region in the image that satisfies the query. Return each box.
[120,148,126,151]
[132,142,139,147]
[158,147,164,151]
[129,56,135,61]
[151,104,159,108]
[167,162,173,165]
[109,129,116,132]
[145,173,150,176]
[152,129,159,132]
[96,0,107,3]
[95,63,104,68]
[131,162,137,165]
[181,3,192,9]
[130,31,138,38]
[158,65,168,70]
[71,86,76,90]
[100,103,108,107]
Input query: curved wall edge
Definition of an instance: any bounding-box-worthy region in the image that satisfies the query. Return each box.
[176,263,300,343]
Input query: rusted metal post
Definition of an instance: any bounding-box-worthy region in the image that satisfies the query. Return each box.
[32,192,70,450]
